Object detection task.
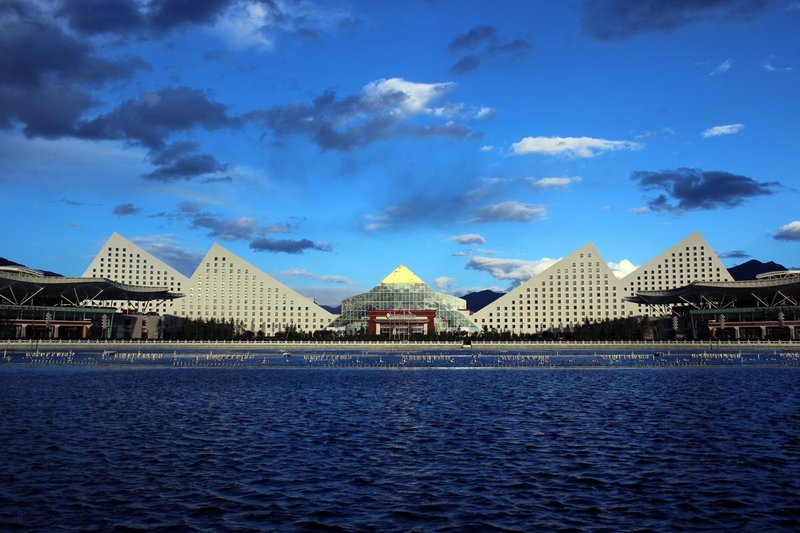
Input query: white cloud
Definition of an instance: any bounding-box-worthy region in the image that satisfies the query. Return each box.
[432,276,455,291]
[320,274,352,284]
[630,206,650,214]
[363,78,456,116]
[278,268,353,284]
[635,127,677,140]
[469,201,546,223]
[710,58,732,75]
[774,221,800,241]
[213,0,351,50]
[480,145,494,152]
[702,123,744,138]
[511,136,642,158]
[762,59,793,73]
[449,233,486,245]
[529,176,583,190]
[466,256,560,282]
[279,268,314,277]
[607,259,639,279]
[474,107,494,119]
[214,1,276,50]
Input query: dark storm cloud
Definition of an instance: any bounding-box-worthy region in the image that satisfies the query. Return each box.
[447,26,532,75]
[76,87,234,148]
[112,202,143,216]
[245,86,476,151]
[250,237,332,254]
[144,141,230,181]
[0,8,148,137]
[632,168,780,212]
[58,0,233,35]
[582,0,776,41]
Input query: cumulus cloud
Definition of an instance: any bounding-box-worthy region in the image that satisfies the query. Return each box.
[469,201,546,223]
[245,77,480,151]
[512,136,642,158]
[57,0,354,47]
[702,123,744,138]
[58,0,232,36]
[76,87,234,149]
[774,221,800,241]
[583,0,775,41]
[112,203,142,216]
[0,6,148,138]
[447,25,532,74]
[212,0,356,50]
[607,259,639,278]
[130,233,204,276]
[250,237,332,254]
[432,276,455,291]
[449,233,487,245]
[144,141,230,181]
[529,176,583,190]
[466,256,560,283]
[480,145,494,152]
[632,168,780,212]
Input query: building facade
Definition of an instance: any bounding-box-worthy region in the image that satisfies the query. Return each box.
[330,265,478,335]
[83,233,336,334]
[472,232,732,334]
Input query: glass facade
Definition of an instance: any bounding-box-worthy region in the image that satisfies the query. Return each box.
[330,282,478,334]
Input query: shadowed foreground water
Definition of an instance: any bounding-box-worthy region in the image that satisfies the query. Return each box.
[2,366,799,531]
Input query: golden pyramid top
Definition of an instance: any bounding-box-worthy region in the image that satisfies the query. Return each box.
[380,265,425,285]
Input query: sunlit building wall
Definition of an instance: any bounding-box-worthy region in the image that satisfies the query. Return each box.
[472,232,733,334]
[84,233,336,334]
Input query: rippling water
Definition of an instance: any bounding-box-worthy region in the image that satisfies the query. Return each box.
[2,366,800,531]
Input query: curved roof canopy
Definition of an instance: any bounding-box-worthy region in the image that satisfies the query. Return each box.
[0,269,183,307]
[627,275,800,308]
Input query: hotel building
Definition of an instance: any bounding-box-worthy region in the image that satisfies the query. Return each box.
[471,232,732,334]
[83,233,336,334]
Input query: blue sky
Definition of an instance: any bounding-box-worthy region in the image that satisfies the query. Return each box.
[1,0,799,305]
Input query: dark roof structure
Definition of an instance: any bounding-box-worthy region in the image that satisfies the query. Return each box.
[0,268,183,307]
[627,273,800,309]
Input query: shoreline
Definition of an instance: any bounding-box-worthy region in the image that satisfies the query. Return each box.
[1,339,797,352]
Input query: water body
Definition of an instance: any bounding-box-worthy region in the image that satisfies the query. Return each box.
[2,366,799,531]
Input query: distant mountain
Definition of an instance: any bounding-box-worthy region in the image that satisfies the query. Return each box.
[0,257,24,268]
[0,257,62,277]
[728,259,787,281]
[321,304,341,315]
[461,289,505,312]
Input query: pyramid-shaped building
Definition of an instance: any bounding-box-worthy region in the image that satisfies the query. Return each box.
[330,265,478,335]
[472,232,732,334]
[84,233,336,334]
